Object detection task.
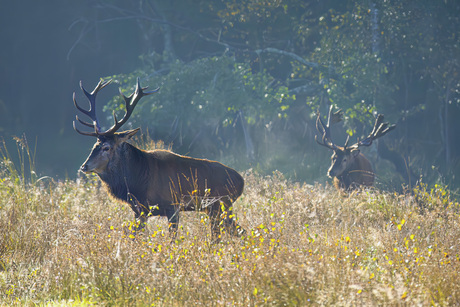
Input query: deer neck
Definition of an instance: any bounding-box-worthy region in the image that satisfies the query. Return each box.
[338,153,373,189]
[99,143,147,201]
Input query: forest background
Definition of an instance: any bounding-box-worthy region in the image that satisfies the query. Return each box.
[1,0,459,191]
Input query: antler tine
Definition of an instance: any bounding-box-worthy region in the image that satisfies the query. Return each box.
[354,114,396,147]
[73,79,112,136]
[369,114,384,137]
[73,118,97,137]
[75,115,94,128]
[328,106,344,126]
[99,77,160,136]
[315,112,330,148]
[326,104,333,127]
[315,105,342,150]
[315,112,325,135]
[343,135,350,148]
[372,115,396,138]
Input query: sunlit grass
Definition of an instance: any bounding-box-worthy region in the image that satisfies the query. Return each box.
[0,140,459,305]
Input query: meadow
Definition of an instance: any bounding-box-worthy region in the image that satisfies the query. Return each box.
[0,139,459,306]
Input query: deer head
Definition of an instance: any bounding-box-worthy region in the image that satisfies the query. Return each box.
[73,78,159,173]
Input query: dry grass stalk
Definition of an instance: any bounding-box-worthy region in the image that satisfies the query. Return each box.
[0,141,459,305]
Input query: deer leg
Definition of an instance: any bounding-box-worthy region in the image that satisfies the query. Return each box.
[166,206,180,237]
[134,214,148,233]
[207,202,223,243]
[208,199,245,243]
[127,192,147,234]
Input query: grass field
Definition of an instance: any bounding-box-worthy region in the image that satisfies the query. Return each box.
[1,140,459,306]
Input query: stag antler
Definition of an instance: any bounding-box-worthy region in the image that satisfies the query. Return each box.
[315,105,343,150]
[349,114,396,149]
[73,78,159,137]
[73,79,112,137]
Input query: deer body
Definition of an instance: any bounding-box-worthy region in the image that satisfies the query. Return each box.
[329,149,374,190]
[74,79,245,240]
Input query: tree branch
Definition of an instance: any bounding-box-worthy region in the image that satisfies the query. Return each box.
[255,48,319,69]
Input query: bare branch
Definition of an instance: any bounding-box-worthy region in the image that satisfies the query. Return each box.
[255,47,319,69]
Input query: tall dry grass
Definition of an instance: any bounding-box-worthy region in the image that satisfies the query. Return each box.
[0,138,459,306]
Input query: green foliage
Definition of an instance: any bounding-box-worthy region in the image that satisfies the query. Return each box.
[107,56,294,127]
[303,3,398,129]
[103,55,296,170]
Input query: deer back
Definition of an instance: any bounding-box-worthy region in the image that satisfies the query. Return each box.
[144,150,244,203]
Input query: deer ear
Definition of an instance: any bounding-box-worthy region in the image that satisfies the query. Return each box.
[116,128,140,142]
[351,148,360,157]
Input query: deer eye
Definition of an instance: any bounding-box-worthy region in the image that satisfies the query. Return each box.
[102,146,110,152]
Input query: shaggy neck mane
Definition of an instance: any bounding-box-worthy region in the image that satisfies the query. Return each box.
[99,143,148,202]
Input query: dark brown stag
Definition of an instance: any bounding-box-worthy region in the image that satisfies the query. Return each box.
[73,78,245,241]
[315,106,396,190]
